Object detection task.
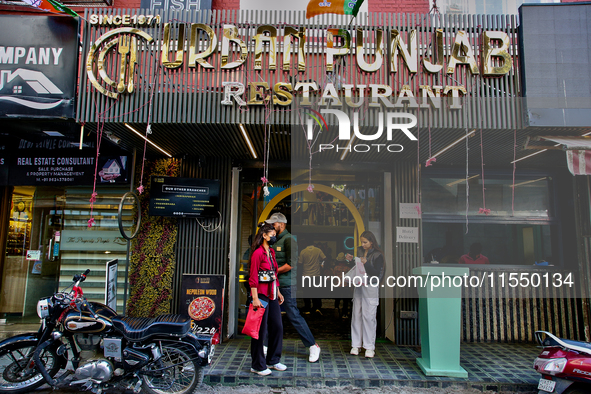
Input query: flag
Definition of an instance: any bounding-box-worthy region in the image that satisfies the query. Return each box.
[21,0,78,17]
[306,0,364,19]
[566,150,591,175]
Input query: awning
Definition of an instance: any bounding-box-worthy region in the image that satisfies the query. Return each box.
[539,136,591,150]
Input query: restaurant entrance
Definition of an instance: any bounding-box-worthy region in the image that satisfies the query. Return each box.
[235,173,384,340]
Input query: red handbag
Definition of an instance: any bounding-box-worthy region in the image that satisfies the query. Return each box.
[242,303,266,339]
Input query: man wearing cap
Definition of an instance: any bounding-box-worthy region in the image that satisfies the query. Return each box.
[266,212,321,363]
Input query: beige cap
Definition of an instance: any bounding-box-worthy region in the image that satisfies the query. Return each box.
[265,212,287,224]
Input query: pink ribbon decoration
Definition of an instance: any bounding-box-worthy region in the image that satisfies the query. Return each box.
[87,217,95,228]
[89,192,98,203]
[415,205,422,215]
[261,176,268,184]
[425,157,436,167]
[307,184,314,193]
[479,208,491,215]
[137,185,144,195]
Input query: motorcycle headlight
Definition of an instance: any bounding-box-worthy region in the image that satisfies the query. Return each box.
[534,357,567,375]
[36,297,52,319]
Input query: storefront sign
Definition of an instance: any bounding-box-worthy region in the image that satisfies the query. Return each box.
[396,227,419,243]
[180,274,225,344]
[105,259,118,310]
[0,15,79,118]
[60,230,127,252]
[149,176,220,217]
[84,11,513,101]
[7,137,128,185]
[139,0,211,11]
[399,203,421,219]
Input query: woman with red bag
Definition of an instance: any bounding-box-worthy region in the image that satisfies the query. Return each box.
[249,222,286,375]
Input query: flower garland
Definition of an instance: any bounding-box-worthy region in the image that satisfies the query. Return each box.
[126,158,180,317]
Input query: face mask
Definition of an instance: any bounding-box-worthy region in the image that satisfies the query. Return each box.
[268,236,277,245]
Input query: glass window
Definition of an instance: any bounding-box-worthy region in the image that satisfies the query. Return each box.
[0,186,132,323]
[423,222,557,266]
[421,172,558,266]
[422,174,552,218]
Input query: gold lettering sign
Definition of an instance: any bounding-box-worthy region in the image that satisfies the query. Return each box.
[482,31,512,76]
[86,27,154,99]
[423,29,444,74]
[447,30,479,75]
[221,24,248,69]
[326,28,350,73]
[356,28,384,73]
[283,27,306,72]
[189,24,217,69]
[162,23,185,69]
[254,25,277,71]
[390,29,418,73]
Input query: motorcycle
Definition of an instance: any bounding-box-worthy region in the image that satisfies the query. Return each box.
[0,269,214,394]
[533,330,591,394]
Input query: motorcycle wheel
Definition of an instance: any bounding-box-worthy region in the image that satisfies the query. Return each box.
[565,386,591,394]
[0,341,60,393]
[141,344,204,394]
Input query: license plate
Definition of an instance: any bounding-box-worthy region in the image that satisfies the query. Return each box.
[537,378,556,392]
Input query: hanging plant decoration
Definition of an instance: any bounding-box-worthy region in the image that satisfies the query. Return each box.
[126,158,180,318]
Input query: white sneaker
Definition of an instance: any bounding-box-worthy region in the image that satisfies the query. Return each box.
[350,347,359,355]
[251,368,272,376]
[263,345,267,357]
[365,349,375,358]
[309,344,321,363]
[267,362,287,371]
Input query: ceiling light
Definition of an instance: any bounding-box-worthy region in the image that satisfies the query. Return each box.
[43,131,64,137]
[446,174,479,187]
[510,177,547,188]
[340,136,355,161]
[428,129,476,162]
[124,123,172,157]
[79,124,84,150]
[239,124,257,159]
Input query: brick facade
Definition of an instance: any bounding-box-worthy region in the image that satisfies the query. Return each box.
[368,0,430,13]
[212,0,239,10]
[78,0,429,13]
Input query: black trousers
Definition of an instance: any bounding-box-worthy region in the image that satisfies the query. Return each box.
[251,295,283,371]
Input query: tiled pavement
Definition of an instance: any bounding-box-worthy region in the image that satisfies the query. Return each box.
[205,338,541,392]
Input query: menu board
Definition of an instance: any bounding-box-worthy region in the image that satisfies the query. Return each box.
[149,176,220,218]
[180,274,225,344]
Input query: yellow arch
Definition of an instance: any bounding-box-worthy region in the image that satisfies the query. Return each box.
[258,184,365,250]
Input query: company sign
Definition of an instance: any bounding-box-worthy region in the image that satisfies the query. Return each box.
[0,15,79,118]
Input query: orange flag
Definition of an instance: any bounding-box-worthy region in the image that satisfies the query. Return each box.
[306,0,364,19]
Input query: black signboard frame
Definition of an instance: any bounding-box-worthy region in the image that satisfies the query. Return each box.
[180,274,225,344]
[149,176,220,218]
[0,15,80,119]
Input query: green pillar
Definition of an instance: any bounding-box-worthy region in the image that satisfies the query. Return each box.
[412,266,469,378]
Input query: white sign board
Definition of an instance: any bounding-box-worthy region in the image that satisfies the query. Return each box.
[396,227,419,243]
[105,259,118,310]
[399,203,421,219]
[61,230,127,252]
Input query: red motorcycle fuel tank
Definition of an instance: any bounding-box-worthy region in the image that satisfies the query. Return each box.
[62,307,113,334]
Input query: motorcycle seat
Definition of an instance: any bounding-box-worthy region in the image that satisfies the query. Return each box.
[111,314,191,341]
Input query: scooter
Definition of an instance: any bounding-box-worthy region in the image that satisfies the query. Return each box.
[533,331,591,394]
